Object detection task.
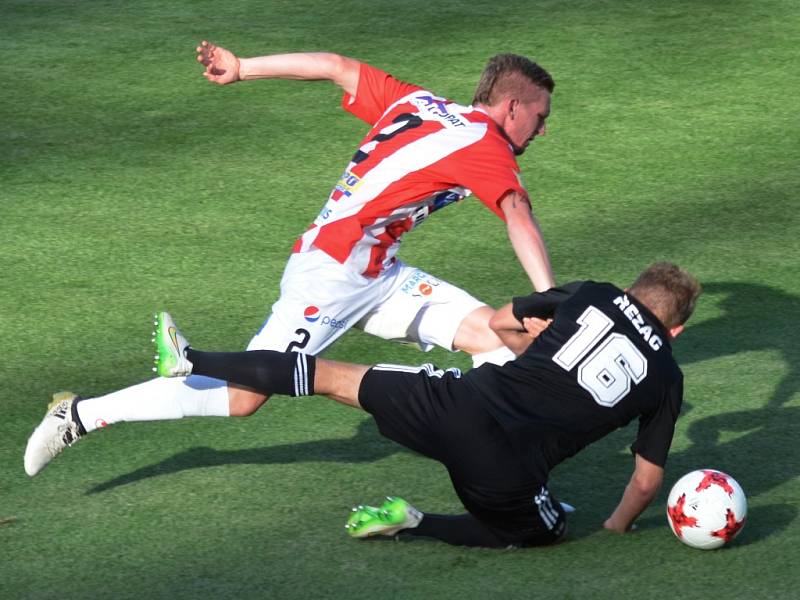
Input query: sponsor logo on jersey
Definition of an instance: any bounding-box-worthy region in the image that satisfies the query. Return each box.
[419,283,433,296]
[407,190,465,230]
[409,205,431,228]
[432,190,462,211]
[304,306,321,323]
[333,170,363,198]
[411,95,467,128]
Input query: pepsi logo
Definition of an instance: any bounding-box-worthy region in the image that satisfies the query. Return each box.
[304,306,321,322]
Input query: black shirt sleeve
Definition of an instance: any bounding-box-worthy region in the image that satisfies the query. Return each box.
[630,373,684,467]
[512,281,585,323]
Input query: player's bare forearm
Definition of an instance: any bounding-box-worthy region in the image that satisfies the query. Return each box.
[500,192,555,292]
[604,483,656,533]
[240,53,360,92]
[490,303,537,355]
[494,329,532,356]
[197,39,361,95]
[604,455,664,533]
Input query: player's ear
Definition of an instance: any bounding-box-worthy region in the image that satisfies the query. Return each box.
[508,97,519,119]
[667,324,684,340]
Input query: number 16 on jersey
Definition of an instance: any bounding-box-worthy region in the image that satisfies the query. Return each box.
[553,306,648,407]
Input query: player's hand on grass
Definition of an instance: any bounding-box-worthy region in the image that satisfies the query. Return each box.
[522,317,552,340]
[603,517,638,533]
[603,517,625,533]
[197,40,240,84]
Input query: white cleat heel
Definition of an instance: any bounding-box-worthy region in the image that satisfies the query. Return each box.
[24,392,86,476]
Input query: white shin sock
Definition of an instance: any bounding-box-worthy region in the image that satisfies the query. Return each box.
[76,375,230,433]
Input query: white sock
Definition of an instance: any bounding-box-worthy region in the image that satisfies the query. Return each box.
[471,346,516,368]
[76,375,230,433]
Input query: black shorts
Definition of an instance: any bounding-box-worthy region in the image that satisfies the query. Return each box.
[359,363,565,546]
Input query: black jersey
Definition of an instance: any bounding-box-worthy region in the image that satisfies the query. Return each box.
[464,281,683,481]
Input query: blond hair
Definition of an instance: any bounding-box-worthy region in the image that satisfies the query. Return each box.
[472,54,554,106]
[629,263,702,328]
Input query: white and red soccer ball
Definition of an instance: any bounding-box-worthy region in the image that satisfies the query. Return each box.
[666,469,747,550]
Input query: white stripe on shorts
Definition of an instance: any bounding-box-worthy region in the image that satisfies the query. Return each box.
[372,363,462,379]
[534,487,560,531]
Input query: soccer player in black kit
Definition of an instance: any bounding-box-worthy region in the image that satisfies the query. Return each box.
[32,263,701,548]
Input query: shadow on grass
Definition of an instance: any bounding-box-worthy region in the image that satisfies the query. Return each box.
[679,282,799,409]
[549,282,800,540]
[669,282,800,497]
[91,282,799,546]
[87,418,399,494]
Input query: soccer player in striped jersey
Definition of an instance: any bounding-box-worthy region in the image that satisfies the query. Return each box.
[202,44,556,412]
[25,44,559,476]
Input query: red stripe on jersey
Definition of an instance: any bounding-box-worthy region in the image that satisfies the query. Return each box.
[297,64,526,277]
[341,63,423,125]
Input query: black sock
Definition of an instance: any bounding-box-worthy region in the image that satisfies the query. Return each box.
[403,513,508,548]
[186,349,315,397]
[70,397,87,436]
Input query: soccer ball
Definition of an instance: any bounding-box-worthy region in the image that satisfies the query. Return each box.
[666,469,747,550]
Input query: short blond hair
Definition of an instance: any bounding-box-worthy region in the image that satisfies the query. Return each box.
[629,263,702,328]
[472,54,554,106]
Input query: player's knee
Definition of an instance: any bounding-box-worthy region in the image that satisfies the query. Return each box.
[227,386,268,417]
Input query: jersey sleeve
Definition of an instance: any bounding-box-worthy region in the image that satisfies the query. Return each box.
[341,63,422,125]
[512,281,585,322]
[445,135,527,219]
[630,374,683,467]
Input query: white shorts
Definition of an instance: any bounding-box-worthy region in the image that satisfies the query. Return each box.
[246,249,485,355]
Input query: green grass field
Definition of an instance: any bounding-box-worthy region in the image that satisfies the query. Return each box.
[2,0,799,598]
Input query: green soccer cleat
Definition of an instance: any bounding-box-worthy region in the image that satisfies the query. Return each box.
[152,311,193,378]
[345,497,423,538]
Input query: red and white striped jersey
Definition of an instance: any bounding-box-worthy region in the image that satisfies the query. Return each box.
[292,63,527,278]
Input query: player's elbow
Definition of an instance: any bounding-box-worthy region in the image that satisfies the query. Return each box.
[488,311,505,335]
[499,192,533,223]
[488,304,519,340]
[323,52,347,72]
[326,53,360,94]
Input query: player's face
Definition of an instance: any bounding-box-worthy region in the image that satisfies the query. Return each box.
[508,87,551,156]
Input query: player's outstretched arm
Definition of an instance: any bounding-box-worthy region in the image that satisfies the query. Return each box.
[196,40,360,95]
[500,191,555,292]
[489,303,550,355]
[604,454,664,533]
